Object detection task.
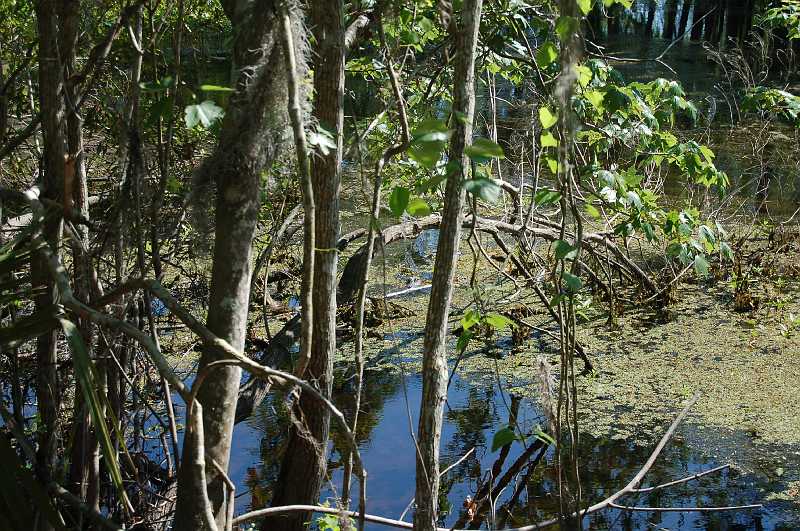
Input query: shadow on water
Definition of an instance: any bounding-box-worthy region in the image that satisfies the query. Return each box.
[223,360,797,530]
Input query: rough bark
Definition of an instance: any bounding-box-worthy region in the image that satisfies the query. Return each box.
[32,2,67,530]
[172,1,290,529]
[58,0,102,511]
[414,1,483,529]
[264,1,344,530]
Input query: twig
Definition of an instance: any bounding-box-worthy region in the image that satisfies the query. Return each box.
[210,458,235,531]
[630,464,730,494]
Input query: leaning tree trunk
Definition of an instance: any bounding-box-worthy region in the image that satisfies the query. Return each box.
[172,1,291,529]
[414,1,483,529]
[264,1,344,530]
[31,3,67,530]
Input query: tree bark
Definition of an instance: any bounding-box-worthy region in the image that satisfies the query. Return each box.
[691,0,709,40]
[677,0,692,38]
[32,2,66,530]
[59,0,101,511]
[264,1,344,530]
[172,1,290,529]
[414,1,483,529]
[664,0,679,39]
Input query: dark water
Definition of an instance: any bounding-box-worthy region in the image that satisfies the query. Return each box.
[220,361,797,530]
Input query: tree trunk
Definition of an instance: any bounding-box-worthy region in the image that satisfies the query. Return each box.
[264,1,344,530]
[414,1,483,529]
[705,0,725,44]
[172,1,290,529]
[32,2,66,529]
[664,0,678,39]
[691,0,709,40]
[677,0,692,38]
[59,0,101,511]
[725,0,747,43]
[646,1,657,36]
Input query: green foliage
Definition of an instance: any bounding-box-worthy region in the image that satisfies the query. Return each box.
[389,186,411,216]
[491,423,554,452]
[60,318,130,510]
[759,0,800,39]
[465,137,505,163]
[742,87,800,126]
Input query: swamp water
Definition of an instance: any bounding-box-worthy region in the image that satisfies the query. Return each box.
[140,29,800,530]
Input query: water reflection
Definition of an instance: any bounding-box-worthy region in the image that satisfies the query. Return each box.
[229,363,796,529]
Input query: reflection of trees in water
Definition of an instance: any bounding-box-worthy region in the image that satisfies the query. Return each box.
[504,432,770,530]
[243,367,780,529]
[243,395,290,510]
[329,367,405,465]
[244,365,404,512]
[437,384,500,521]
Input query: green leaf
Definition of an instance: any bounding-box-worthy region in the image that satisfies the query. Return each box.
[406,197,431,217]
[585,203,601,218]
[554,239,578,260]
[555,16,579,42]
[410,141,446,169]
[484,313,514,330]
[491,426,517,452]
[534,188,562,206]
[199,84,235,92]
[563,272,583,292]
[545,156,559,174]
[693,254,710,277]
[461,309,481,331]
[535,41,559,68]
[585,89,605,109]
[577,0,593,15]
[720,241,734,261]
[576,64,593,87]
[533,425,556,446]
[389,187,410,217]
[465,138,505,162]
[184,100,224,129]
[60,318,130,511]
[139,76,174,92]
[540,132,558,148]
[539,106,558,129]
[457,330,473,352]
[464,177,502,203]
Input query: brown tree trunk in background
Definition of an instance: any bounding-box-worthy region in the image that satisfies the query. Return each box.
[586,2,603,37]
[59,0,101,512]
[646,1,657,36]
[664,0,678,39]
[264,1,344,529]
[413,1,482,529]
[677,0,692,38]
[173,1,290,529]
[607,3,622,35]
[726,0,747,43]
[32,2,66,530]
[706,0,725,44]
[691,0,709,39]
